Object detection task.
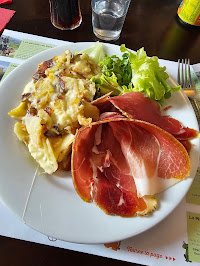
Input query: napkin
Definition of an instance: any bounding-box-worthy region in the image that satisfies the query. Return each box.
[0,0,12,4]
[0,7,15,34]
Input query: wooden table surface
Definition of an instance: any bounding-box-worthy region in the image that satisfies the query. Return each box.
[0,0,200,265]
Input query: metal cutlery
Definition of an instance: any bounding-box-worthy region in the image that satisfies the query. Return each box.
[178,59,200,127]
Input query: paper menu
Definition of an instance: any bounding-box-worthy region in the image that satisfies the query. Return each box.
[187,212,200,263]
[186,169,200,205]
[0,29,200,265]
[0,188,197,266]
[192,63,200,94]
[0,29,67,81]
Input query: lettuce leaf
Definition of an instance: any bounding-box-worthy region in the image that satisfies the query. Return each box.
[120,45,180,104]
[92,51,133,97]
[80,42,105,63]
[98,53,132,87]
[91,73,123,97]
[84,43,180,104]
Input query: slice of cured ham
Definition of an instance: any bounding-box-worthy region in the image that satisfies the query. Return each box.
[109,118,190,197]
[109,92,198,140]
[72,116,190,217]
[92,92,117,114]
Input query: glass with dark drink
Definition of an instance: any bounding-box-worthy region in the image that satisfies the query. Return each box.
[49,0,82,30]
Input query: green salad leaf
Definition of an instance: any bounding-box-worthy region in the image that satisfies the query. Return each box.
[92,51,133,97]
[99,53,132,87]
[121,45,180,104]
[79,42,105,64]
[91,73,123,97]
[85,43,181,104]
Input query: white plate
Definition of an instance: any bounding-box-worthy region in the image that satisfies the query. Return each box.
[0,42,199,244]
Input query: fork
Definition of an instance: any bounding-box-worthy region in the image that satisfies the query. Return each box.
[178,59,200,124]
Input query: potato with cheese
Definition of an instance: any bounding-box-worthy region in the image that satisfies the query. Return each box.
[9,50,101,174]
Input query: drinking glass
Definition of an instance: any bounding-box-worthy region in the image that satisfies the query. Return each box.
[49,0,82,30]
[91,0,131,41]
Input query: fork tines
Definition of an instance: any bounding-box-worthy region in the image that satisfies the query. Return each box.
[178,59,192,89]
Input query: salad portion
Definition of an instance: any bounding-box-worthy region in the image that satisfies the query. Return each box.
[82,43,180,104]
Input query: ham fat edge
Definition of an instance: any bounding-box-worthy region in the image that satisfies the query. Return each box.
[71,115,191,217]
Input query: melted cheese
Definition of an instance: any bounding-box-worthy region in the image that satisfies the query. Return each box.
[9,50,101,174]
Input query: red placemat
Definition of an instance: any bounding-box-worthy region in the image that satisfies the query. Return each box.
[0,0,12,4]
[0,7,15,34]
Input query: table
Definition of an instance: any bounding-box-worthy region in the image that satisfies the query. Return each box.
[2,0,200,64]
[0,0,200,265]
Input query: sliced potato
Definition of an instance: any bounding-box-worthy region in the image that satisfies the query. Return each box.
[83,101,99,121]
[14,122,29,143]
[28,137,58,175]
[8,102,27,119]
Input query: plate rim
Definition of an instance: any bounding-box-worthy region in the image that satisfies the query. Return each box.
[0,42,199,244]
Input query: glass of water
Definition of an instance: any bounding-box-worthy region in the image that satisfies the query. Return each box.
[91,0,131,41]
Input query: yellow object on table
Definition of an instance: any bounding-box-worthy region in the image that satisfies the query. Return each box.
[178,0,200,26]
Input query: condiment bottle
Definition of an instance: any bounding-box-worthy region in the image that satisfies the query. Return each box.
[177,0,200,26]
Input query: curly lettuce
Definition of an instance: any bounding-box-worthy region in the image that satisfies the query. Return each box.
[120,45,180,104]
[82,43,180,104]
